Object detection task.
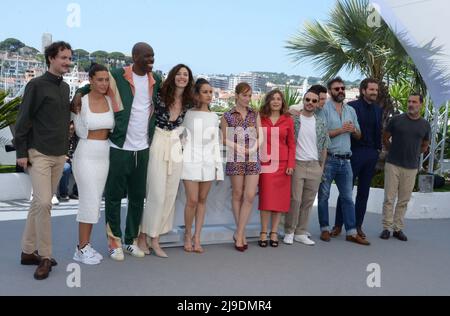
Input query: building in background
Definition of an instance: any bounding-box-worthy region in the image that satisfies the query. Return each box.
[41,33,52,53]
[228,72,268,93]
[209,76,229,90]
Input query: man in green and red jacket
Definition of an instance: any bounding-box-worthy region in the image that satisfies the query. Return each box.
[74,42,161,261]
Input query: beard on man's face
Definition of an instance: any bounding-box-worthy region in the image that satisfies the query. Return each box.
[408,106,420,115]
[365,92,378,102]
[331,92,345,103]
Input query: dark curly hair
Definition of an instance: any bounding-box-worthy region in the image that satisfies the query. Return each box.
[44,41,72,67]
[160,64,194,110]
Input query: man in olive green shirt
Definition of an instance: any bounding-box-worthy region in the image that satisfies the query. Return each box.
[15,41,73,280]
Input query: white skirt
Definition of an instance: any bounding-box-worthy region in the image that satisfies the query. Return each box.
[72,139,110,224]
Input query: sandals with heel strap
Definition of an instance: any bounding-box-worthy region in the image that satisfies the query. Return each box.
[269,232,279,248]
[258,232,268,248]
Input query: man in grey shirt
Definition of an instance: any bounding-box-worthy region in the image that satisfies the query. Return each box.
[380,93,431,241]
[317,77,370,245]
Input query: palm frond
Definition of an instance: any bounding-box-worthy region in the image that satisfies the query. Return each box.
[285,0,410,82]
[0,91,21,130]
[284,86,301,106]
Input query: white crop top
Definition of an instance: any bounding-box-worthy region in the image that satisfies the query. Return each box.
[72,94,115,139]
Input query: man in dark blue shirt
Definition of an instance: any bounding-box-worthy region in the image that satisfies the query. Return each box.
[333,78,383,238]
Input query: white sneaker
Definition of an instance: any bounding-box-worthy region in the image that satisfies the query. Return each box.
[124,244,145,258]
[84,243,103,261]
[109,247,125,261]
[51,194,59,205]
[283,233,294,245]
[73,245,101,265]
[294,234,316,246]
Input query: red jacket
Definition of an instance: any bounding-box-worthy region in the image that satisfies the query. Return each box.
[260,114,295,168]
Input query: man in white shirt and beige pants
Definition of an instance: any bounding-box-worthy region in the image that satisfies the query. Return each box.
[284,90,330,245]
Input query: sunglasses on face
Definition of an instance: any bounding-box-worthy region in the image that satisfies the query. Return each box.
[304,98,318,104]
[332,86,346,92]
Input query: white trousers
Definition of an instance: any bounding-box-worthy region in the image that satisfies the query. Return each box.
[141,127,183,237]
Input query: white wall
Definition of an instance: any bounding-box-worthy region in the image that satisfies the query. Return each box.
[0,173,31,201]
[2,171,450,220]
[0,127,15,165]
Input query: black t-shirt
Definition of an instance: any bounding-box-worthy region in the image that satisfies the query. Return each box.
[386,113,431,169]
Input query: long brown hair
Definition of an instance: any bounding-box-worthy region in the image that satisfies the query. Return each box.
[160,64,194,110]
[259,89,289,118]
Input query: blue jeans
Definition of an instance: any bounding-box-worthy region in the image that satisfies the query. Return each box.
[335,148,379,228]
[317,156,356,235]
[58,162,72,197]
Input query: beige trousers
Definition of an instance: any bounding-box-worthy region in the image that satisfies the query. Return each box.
[382,162,417,231]
[141,127,183,238]
[285,160,323,235]
[21,149,66,258]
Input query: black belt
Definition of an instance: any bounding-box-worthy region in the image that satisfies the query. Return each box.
[328,152,351,159]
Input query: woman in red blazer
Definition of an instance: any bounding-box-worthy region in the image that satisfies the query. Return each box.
[258,89,295,247]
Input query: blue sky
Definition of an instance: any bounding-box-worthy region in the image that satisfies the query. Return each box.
[0,0,360,79]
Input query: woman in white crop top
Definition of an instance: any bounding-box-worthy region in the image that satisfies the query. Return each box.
[71,64,114,265]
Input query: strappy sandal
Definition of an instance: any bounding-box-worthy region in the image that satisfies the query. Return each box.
[193,244,204,254]
[192,237,204,254]
[258,232,268,248]
[183,234,193,252]
[269,232,279,248]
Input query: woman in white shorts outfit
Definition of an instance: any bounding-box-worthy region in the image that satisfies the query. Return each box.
[181,78,224,253]
[72,64,114,265]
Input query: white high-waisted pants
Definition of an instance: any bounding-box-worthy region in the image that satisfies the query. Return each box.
[141,127,183,237]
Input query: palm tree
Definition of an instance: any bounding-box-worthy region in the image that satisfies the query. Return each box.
[0,91,20,130]
[284,85,301,107]
[285,0,425,124]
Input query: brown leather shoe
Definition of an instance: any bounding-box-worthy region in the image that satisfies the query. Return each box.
[21,251,57,266]
[330,226,342,237]
[33,258,52,280]
[21,252,40,265]
[320,231,331,242]
[356,227,367,239]
[346,234,370,246]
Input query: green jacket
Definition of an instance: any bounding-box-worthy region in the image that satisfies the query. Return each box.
[293,113,330,163]
[77,66,162,148]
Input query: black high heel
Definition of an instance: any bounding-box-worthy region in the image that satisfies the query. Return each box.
[234,243,246,252]
[233,234,246,252]
[258,232,268,248]
[269,232,279,248]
